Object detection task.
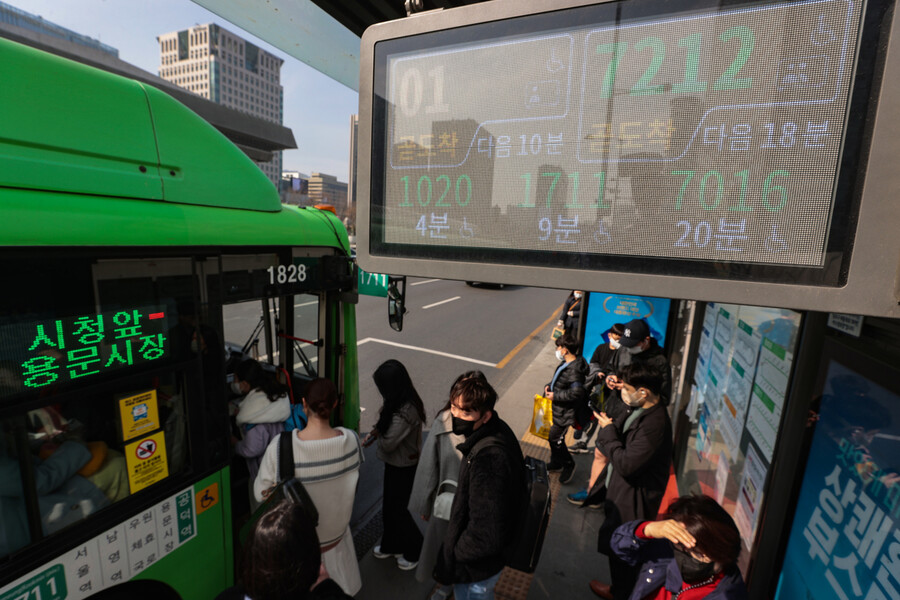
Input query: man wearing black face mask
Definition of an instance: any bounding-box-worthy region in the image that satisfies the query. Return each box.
[434,376,526,600]
[604,494,748,600]
[589,363,673,600]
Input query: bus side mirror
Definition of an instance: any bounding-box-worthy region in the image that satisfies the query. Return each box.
[388,276,407,331]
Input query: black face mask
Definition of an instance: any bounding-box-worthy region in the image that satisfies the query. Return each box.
[451,415,477,437]
[673,546,717,583]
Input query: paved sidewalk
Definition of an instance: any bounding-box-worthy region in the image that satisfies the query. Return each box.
[354,337,611,600]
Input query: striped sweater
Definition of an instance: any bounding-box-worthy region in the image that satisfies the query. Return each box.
[253,427,363,546]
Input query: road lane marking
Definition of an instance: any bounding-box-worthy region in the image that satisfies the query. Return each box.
[422,296,460,310]
[294,301,318,308]
[411,279,441,286]
[494,304,564,370]
[358,337,495,367]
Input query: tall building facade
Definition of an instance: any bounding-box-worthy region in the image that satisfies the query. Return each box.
[157,24,284,186]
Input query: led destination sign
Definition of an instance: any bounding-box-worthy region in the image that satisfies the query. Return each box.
[370,0,868,278]
[0,306,170,397]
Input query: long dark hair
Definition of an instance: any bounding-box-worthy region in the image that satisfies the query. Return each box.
[240,500,321,600]
[373,360,426,435]
[662,495,742,569]
[235,359,289,402]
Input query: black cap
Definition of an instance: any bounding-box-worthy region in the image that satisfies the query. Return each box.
[619,319,650,348]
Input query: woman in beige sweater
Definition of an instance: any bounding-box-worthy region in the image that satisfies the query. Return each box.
[363,359,426,571]
[254,378,363,595]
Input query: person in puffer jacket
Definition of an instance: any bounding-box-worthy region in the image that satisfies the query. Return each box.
[544,332,589,485]
[231,359,292,491]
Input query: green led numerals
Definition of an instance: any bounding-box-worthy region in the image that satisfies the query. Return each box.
[594,28,754,97]
[713,26,754,90]
[596,42,628,98]
[630,37,666,96]
[542,172,561,208]
[672,33,707,94]
[399,176,413,207]
[762,171,789,211]
[672,169,789,211]
[399,175,472,207]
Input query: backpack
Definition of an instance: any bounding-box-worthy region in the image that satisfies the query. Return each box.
[283,402,308,432]
[470,439,551,573]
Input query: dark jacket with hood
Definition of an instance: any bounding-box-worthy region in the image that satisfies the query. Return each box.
[435,412,525,584]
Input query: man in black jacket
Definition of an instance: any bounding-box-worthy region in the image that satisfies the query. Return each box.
[435,376,526,599]
[545,332,589,484]
[589,362,673,600]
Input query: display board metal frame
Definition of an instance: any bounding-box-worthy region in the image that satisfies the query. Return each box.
[358,0,900,317]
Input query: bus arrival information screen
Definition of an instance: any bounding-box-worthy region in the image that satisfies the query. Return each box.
[374,0,864,271]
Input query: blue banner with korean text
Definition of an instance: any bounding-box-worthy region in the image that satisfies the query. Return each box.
[775,359,900,600]
[583,293,671,359]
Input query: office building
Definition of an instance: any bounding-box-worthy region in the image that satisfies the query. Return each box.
[157,24,284,186]
[308,172,348,216]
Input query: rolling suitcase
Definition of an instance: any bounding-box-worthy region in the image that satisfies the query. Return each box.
[507,456,551,573]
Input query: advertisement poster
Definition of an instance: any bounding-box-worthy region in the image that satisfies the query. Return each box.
[745,337,794,462]
[775,359,900,600]
[734,444,766,542]
[583,293,671,361]
[720,317,762,460]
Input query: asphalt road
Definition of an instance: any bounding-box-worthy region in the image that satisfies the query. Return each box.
[355,278,565,432]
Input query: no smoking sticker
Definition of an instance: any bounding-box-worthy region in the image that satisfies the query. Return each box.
[135,438,157,459]
[124,431,168,494]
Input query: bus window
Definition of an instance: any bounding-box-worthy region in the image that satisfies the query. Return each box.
[0,363,193,558]
[292,292,320,378]
[0,417,30,557]
[0,255,201,557]
[223,299,276,363]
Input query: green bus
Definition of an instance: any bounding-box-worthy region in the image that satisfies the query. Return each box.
[0,37,359,599]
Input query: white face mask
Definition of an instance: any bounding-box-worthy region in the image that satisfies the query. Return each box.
[190,338,200,353]
[555,349,565,361]
[626,343,645,355]
[622,388,644,407]
[231,381,244,395]
[573,292,583,299]
[609,338,621,349]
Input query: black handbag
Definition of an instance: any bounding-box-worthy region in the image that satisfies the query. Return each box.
[239,431,318,545]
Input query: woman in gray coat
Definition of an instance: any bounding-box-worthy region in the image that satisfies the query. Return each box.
[407,371,486,600]
[364,359,426,570]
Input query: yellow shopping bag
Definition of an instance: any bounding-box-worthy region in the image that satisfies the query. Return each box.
[529,394,553,440]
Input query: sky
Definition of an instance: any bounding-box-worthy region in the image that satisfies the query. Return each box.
[12,0,360,180]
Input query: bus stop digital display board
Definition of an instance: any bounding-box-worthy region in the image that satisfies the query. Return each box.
[361,0,890,292]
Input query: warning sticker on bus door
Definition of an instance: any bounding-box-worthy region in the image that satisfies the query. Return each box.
[118,389,160,442]
[124,430,168,493]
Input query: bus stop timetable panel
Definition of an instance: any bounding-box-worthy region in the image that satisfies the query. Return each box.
[365,0,873,286]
